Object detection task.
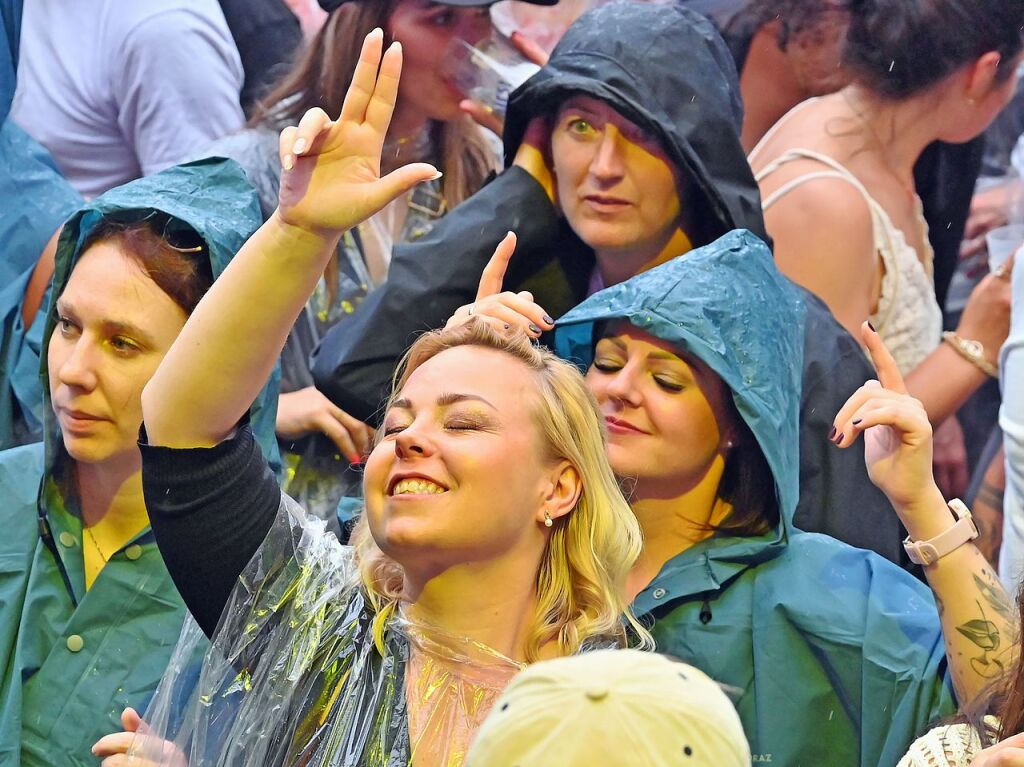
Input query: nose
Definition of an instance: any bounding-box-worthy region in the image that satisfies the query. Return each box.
[394,421,437,460]
[55,337,99,392]
[601,365,643,409]
[456,10,491,45]
[589,126,626,183]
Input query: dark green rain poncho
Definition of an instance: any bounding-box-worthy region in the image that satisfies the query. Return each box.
[0,158,279,766]
[555,229,955,767]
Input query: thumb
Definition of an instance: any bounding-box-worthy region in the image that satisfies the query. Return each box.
[373,163,442,206]
[122,707,143,732]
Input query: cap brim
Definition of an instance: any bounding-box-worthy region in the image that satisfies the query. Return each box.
[435,0,560,5]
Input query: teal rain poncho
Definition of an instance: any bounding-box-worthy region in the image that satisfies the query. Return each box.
[0,158,279,766]
[555,229,955,766]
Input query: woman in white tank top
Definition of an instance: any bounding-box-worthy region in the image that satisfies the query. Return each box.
[747,0,1020,432]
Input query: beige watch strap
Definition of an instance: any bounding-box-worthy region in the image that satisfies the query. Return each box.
[902,499,979,566]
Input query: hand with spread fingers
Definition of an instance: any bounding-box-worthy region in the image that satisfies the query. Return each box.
[832,322,939,518]
[445,231,556,339]
[92,708,186,767]
[275,27,442,238]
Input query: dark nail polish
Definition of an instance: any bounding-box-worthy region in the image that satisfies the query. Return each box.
[828,426,836,440]
[543,314,555,325]
[834,432,844,443]
[529,324,542,334]
[504,323,512,330]
[852,418,862,426]
[867,321,876,333]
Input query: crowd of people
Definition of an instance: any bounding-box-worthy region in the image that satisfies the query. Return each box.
[2,0,1024,765]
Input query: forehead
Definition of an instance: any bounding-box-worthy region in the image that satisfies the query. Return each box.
[400,345,537,408]
[558,95,636,126]
[59,242,182,319]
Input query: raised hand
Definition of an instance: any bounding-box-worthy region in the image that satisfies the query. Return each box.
[831,322,939,516]
[276,28,442,238]
[92,708,187,767]
[444,231,555,338]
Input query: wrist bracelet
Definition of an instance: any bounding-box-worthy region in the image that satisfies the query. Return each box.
[942,332,998,378]
[903,498,979,566]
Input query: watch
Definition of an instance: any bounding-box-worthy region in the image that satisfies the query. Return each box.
[902,498,979,566]
[942,332,998,378]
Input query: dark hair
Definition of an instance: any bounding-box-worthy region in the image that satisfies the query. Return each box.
[77,215,213,315]
[842,0,1024,99]
[715,402,780,537]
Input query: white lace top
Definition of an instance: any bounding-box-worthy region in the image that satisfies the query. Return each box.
[750,107,943,375]
[897,719,997,767]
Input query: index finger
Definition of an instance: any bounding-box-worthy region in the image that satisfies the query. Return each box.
[476,232,517,300]
[339,28,385,123]
[861,321,906,394]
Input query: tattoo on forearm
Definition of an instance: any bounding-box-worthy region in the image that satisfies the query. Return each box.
[977,481,1004,512]
[956,599,1005,678]
[973,573,1014,624]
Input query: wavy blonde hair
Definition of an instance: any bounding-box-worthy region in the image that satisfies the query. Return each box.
[352,320,651,661]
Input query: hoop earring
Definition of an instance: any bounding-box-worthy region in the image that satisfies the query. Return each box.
[544,512,553,528]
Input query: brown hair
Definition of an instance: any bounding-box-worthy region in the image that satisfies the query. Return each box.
[249,0,497,207]
[77,216,213,315]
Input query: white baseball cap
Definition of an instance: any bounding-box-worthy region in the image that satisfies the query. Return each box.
[466,649,751,766]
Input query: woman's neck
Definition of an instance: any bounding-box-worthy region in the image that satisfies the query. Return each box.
[624,455,728,602]
[383,103,433,175]
[596,227,693,287]
[73,450,146,529]
[401,548,546,662]
[838,84,943,186]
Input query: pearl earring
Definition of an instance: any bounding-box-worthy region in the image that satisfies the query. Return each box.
[544,512,553,528]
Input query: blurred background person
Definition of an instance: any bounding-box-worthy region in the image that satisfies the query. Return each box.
[9,0,245,199]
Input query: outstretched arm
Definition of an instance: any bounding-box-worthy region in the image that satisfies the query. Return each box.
[833,323,1017,704]
[141,30,439,448]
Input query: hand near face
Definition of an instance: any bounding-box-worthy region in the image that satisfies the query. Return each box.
[276,386,374,464]
[444,231,555,338]
[92,707,187,767]
[831,322,940,517]
[276,29,442,238]
[458,31,550,136]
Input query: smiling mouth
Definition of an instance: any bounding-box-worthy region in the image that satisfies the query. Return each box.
[389,477,449,497]
[605,416,648,435]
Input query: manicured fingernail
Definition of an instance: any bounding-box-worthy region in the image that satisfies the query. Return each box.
[529,324,542,335]
[828,426,836,440]
[504,323,512,330]
[834,432,845,443]
[543,314,555,325]
[852,418,863,426]
[283,154,294,171]
[431,169,443,180]
[292,138,307,155]
[867,321,876,333]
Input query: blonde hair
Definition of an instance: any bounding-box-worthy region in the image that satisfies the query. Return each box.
[353,320,651,661]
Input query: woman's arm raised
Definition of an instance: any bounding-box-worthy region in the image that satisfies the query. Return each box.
[141,30,440,448]
[833,323,1017,704]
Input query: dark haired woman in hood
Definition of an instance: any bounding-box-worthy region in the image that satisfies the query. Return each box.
[314,1,901,563]
[457,228,1011,765]
[0,159,279,766]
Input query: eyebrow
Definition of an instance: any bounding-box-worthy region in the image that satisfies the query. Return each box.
[56,298,158,347]
[603,336,690,363]
[391,393,497,411]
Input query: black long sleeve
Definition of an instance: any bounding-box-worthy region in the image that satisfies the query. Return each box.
[141,425,281,637]
[311,166,591,425]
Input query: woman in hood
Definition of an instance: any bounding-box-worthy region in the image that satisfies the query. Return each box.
[459,229,1013,766]
[108,31,645,766]
[312,1,904,564]
[0,158,278,766]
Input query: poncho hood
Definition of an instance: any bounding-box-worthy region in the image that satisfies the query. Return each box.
[41,158,279,474]
[555,229,804,534]
[503,2,766,245]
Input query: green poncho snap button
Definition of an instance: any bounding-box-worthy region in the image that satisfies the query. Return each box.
[59,532,76,548]
[66,634,84,653]
[125,545,143,561]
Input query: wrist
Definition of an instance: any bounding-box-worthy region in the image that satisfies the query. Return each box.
[270,209,346,250]
[944,330,999,377]
[896,484,957,541]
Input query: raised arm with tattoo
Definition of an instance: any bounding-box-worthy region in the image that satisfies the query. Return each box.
[833,323,1017,704]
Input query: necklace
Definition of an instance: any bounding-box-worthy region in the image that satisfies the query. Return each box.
[382,127,433,164]
[84,526,109,565]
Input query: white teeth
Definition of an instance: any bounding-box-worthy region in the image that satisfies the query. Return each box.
[391,478,447,496]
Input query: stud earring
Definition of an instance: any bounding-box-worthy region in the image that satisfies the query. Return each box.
[544,512,553,528]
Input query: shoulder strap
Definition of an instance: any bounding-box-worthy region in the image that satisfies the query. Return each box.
[756,150,878,212]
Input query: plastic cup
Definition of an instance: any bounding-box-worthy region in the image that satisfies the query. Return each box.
[986,224,1024,273]
[446,36,541,118]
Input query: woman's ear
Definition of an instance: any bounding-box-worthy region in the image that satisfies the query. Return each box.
[963,51,1007,102]
[539,460,582,526]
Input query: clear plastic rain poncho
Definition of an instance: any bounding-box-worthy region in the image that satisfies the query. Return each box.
[132,496,524,766]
